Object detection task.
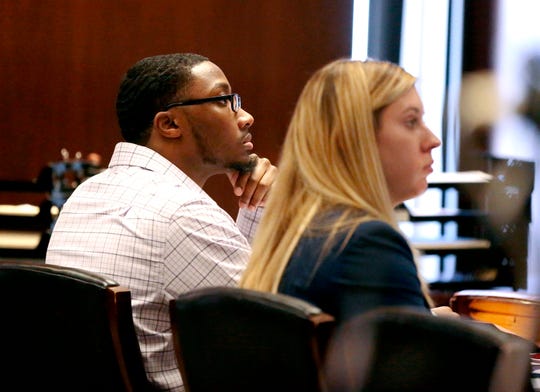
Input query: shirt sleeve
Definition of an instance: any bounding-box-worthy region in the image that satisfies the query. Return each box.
[235,206,264,244]
[163,199,252,297]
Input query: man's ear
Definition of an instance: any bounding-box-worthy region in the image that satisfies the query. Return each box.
[154,111,182,138]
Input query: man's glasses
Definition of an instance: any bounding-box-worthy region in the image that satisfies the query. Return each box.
[165,93,241,113]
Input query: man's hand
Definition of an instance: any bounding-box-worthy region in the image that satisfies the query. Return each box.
[227,154,278,210]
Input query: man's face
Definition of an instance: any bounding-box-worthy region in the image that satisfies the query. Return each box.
[175,61,256,174]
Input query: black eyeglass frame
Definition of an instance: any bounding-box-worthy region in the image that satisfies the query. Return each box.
[164,93,241,113]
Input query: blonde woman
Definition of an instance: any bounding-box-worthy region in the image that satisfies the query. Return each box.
[240,58,450,322]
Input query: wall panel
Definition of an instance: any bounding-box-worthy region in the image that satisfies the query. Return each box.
[0,0,353,215]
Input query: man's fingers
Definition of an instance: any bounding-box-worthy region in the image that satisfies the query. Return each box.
[237,157,276,209]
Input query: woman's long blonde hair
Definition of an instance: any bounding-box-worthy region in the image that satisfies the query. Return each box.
[239,59,433,306]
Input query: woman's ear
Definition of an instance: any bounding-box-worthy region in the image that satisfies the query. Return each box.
[154,111,182,138]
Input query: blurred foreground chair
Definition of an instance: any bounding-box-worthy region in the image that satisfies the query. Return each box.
[169,286,335,392]
[450,289,540,347]
[0,262,153,392]
[324,307,534,392]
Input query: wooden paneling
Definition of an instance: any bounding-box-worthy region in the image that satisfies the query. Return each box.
[0,0,353,216]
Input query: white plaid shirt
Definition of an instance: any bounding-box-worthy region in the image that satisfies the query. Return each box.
[46,142,262,391]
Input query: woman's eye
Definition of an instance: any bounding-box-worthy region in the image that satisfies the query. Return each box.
[406,119,418,127]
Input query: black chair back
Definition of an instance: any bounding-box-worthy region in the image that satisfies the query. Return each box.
[169,286,335,392]
[324,307,534,392]
[0,262,153,392]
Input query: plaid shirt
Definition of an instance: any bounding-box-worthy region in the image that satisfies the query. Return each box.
[46,142,262,391]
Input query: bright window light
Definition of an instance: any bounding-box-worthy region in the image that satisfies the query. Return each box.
[351,0,370,60]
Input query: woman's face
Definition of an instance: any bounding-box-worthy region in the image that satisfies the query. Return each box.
[376,87,441,206]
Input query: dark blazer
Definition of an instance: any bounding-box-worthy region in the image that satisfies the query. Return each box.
[279,219,431,323]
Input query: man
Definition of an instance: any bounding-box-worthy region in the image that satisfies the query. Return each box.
[46,53,277,391]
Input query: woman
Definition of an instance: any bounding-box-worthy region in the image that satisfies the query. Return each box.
[240,58,449,322]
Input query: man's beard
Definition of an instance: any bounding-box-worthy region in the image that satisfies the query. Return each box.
[228,154,258,173]
[192,124,257,173]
